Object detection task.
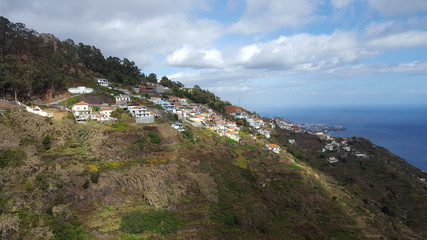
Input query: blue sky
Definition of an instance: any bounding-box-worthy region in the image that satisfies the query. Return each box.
[1,0,427,109]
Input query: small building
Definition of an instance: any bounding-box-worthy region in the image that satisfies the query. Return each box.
[26,106,53,118]
[115,94,131,108]
[323,144,334,152]
[355,152,368,159]
[232,112,249,119]
[266,144,280,154]
[343,146,351,152]
[258,129,271,138]
[154,85,171,94]
[96,78,109,87]
[129,105,155,123]
[171,122,184,132]
[100,107,113,121]
[71,101,91,121]
[68,86,94,94]
[327,156,338,163]
[288,139,296,144]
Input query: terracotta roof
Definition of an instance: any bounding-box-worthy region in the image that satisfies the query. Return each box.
[100,107,112,111]
[74,101,88,105]
[268,144,280,149]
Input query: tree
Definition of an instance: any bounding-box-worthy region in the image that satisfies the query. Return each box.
[147,73,157,83]
[42,135,51,150]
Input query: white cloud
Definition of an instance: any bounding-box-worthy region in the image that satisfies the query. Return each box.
[0,0,220,68]
[231,0,321,34]
[234,31,375,70]
[367,0,427,16]
[166,46,224,68]
[367,31,427,50]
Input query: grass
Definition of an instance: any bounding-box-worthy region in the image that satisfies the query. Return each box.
[120,210,182,235]
[233,156,250,169]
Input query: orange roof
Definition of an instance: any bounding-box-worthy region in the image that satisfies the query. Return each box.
[132,105,145,109]
[100,107,112,111]
[43,110,53,113]
[268,144,280,149]
[74,101,88,105]
[196,115,205,118]
[226,131,234,134]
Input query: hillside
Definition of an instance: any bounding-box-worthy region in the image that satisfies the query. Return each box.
[0,103,426,240]
[0,17,143,101]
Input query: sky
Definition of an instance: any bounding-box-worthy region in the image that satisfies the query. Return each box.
[1,0,427,110]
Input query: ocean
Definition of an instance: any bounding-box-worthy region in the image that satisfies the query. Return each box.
[260,105,427,171]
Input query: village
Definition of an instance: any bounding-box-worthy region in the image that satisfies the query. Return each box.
[23,78,369,163]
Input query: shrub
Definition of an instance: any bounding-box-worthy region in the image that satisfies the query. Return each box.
[82,180,90,189]
[48,214,89,240]
[182,126,193,140]
[136,135,146,150]
[42,135,51,150]
[148,131,161,144]
[0,149,25,168]
[90,173,99,184]
[35,173,50,190]
[120,210,181,235]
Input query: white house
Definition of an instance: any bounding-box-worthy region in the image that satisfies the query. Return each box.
[327,156,338,163]
[72,101,91,121]
[26,106,53,118]
[258,129,271,138]
[68,86,94,94]
[149,97,162,104]
[232,112,249,119]
[226,131,240,142]
[129,105,154,123]
[96,78,109,87]
[343,146,351,152]
[115,94,131,108]
[288,139,296,144]
[323,144,334,152]
[355,153,369,159]
[266,144,280,154]
[100,107,113,121]
[171,122,184,132]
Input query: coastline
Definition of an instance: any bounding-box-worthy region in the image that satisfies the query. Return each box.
[261,104,427,171]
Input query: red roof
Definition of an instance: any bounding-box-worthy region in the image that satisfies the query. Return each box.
[268,144,280,149]
[100,107,112,111]
[74,101,88,105]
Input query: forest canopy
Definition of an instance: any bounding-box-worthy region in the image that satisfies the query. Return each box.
[0,16,143,100]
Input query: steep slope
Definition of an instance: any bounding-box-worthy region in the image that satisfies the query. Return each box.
[0,106,425,240]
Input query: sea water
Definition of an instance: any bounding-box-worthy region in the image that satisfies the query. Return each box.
[261,105,427,171]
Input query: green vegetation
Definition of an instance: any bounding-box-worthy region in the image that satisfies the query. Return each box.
[0,17,143,100]
[42,135,51,150]
[120,210,181,235]
[148,131,161,144]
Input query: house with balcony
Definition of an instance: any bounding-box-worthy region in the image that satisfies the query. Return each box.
[72,101,91,121]
[129,105,154,123]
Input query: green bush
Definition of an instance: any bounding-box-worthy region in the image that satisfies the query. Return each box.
[0,148,26,168]
[48,214,89,240]
[182,126,193,140]
[82,180,90,189]
[35,173,50,190]
[90,173,99,184]
[43,135,51,150]
[148,131,161,144]
[120,210,181,235]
